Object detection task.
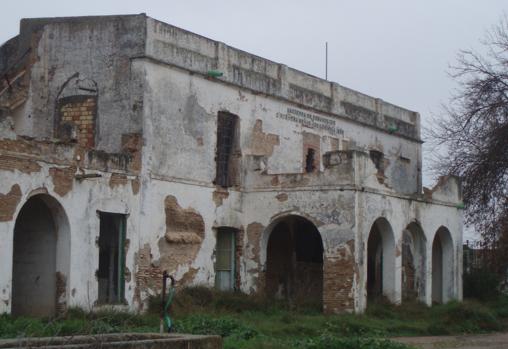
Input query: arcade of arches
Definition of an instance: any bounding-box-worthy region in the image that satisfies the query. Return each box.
[8,198,456,317]
[365,219,454,307]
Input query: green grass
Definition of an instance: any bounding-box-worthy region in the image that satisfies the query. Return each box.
[2,288,508,349]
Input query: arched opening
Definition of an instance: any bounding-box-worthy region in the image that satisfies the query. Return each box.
[11,194,70,317]
[432,227,454,304]
[367,218,396,303]
[266,215,323,308]
[401,223,427,302]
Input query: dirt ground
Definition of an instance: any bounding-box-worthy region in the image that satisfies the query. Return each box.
[394,332,508,349]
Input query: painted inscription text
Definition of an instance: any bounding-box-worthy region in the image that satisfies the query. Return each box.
[276,108,345,136]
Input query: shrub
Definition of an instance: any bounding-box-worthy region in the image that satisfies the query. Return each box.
[432,301,501,333]
[463,268,501,300]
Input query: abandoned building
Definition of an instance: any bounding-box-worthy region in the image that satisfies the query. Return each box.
[0,14,463,317]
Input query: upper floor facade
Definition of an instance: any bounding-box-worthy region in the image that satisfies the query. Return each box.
[0,14,428,199]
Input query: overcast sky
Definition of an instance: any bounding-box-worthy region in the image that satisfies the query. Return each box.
[1,1,507,195]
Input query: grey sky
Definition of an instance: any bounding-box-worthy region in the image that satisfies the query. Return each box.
[1,0,507,190]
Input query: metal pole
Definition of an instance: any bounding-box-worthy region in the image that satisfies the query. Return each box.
[160,271,168,334]
[325,42,328,80]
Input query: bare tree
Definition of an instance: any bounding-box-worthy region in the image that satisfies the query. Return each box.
[429,15,508,274]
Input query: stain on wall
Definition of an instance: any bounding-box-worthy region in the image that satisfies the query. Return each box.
[131,178,140,195]
[109,173,128,189]
[246,222,265,291]
[55,271,67,316]
[0,184,22,221]
[275,193,288,202]
[250,120,279,156]
[49,167,76,197]
[0,155,42,174]
[212,189,229,207]
[121,133,142,173]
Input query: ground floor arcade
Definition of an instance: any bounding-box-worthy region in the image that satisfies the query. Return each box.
[1,180,462,317]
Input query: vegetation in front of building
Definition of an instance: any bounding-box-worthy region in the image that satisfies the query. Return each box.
[1,287,508,349]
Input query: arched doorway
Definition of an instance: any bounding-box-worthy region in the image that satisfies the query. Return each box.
[432,227,454,304]
[401,223,427,302]
[265,215,323,308]
[11,194,70,317]
[367,218,396,303]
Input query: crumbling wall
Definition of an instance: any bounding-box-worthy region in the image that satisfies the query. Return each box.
[0,15,146,152]
[134,195,205,308]
[0,185,22,222]
[0,15,465,316]
[323,240,355,313]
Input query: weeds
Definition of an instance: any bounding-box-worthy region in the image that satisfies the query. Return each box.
[2,288,508,349]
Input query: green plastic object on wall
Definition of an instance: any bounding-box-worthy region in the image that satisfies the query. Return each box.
[207,70,223,78]
[387,124,399,133]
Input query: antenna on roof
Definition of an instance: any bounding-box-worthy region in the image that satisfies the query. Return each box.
[325,42,328,81]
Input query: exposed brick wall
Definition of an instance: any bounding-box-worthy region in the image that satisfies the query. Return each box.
[49,166,76,197]
[0,184,22,222]
[235,228,244,291]
[0,155,41,174]
[323,240,355,314]
[57,96,97,148]
[402,241,417,300]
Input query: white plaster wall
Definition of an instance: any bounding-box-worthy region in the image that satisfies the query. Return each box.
[139,60,463,313]
[140,61,421,194]
[0,164,141,314]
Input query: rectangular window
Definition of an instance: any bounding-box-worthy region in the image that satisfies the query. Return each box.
[215,228,236,291]
[215,112,238,187]
[97,212,126,304]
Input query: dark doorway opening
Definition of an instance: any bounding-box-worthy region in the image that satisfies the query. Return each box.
[97,212,126,304]
[366,218,396,304]
[12,196,57,317]
[432,227,453,304]
[266,216,323,308]
[367,227,383,299]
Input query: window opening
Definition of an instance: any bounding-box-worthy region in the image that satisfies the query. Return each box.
[97,212,126,304]
[215,228,236,291]
[369,150,384,171]
[305,148,316,173]
[215,112,238,187]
